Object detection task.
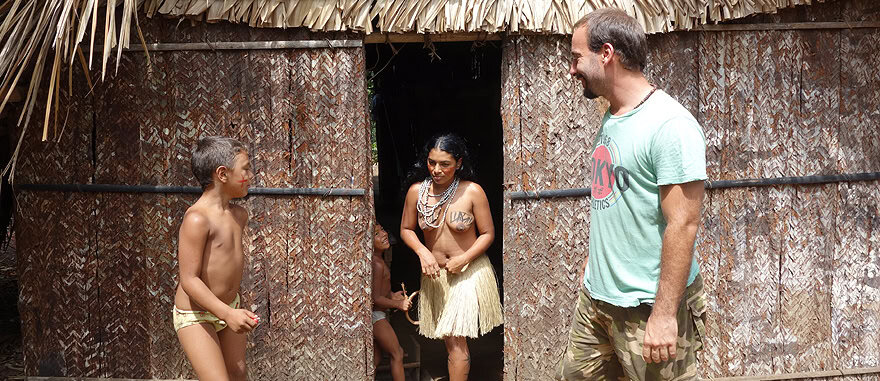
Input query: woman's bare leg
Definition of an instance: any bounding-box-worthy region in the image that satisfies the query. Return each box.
[445,336,470,381]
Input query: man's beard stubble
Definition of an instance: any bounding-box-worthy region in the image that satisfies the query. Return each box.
[579,75,599,99]
[582,87,599,99]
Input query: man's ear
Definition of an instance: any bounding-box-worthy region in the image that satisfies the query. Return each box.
[601,42,615,65]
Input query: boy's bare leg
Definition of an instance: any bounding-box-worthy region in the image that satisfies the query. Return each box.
[218,326,248,381]
[178,324,230,381]
[444,336,470,381]
[373,340,383,369]
[373,319,405,381]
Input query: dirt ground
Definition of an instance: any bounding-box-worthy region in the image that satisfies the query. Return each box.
[376,311,504,381]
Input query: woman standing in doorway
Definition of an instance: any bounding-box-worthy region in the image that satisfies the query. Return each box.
[400,134,503,381]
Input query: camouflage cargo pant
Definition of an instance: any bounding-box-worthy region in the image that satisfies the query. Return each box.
[557,274,707,381]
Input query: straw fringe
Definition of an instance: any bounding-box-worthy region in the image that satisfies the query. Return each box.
[372,0,825,34]
[419,255,503,339]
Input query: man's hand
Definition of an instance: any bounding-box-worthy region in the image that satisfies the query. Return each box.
[642,313,677,363]
[391,291,406,301]
[225,309,259,333]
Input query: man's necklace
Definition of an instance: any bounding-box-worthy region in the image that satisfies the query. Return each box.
[634,85,657,110]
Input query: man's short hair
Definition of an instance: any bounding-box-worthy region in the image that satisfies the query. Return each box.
[191,136,247,187]
[573,8,648,72]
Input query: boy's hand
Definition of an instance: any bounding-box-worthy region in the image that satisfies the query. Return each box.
[225,309,259,333]
[397,297,412,311]
[391,291,406,301]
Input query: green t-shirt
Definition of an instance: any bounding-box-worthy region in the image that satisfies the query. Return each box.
[584,89,707,307]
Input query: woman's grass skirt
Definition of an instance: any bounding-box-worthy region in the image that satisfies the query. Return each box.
[418,254,503,339]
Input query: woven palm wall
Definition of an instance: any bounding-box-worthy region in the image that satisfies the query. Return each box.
[13,20,374,380]
[501,1,880,380]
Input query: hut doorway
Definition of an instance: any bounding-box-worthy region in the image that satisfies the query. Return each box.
[367,41,504,380]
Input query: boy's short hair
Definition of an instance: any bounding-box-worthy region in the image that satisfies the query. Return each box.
[191,136,247,187]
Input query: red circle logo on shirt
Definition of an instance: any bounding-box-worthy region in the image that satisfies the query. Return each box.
[591,145,615,199]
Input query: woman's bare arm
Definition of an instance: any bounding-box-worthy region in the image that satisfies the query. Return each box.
[400,183,440,278]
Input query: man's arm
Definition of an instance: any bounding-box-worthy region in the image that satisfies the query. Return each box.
[642,180,704,363]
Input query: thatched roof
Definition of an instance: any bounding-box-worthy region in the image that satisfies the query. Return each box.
[145,0,824,34]
[0,0,820,182]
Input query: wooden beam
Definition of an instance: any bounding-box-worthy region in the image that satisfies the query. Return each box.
[709,367,880,381]
[364,32,501,44]
[694,21,880,31]
[375,361,421,371]
[9,366,880,381]
[84,39,363,53]
[11,378,192,381]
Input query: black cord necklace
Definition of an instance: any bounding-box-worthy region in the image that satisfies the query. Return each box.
[633,85,657,110]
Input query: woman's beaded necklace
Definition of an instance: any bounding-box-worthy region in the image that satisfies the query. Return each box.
[417,177,460,229]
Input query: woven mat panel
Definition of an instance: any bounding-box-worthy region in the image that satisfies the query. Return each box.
[501,35,600,380]
[15,35,371,379]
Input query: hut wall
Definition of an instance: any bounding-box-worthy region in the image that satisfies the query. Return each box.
[13,20,373,379]
[501,1,880,380]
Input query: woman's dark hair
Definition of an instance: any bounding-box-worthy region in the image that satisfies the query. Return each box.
[403,133,475,189]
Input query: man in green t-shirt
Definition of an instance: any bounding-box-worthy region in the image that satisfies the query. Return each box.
[557,8,708,381]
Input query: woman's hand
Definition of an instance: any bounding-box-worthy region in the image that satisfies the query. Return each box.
[419,250,441,278]
[445,255,470,274]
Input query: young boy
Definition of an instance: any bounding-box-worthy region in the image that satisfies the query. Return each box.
[173,136,259,381]
[372,223,411,381]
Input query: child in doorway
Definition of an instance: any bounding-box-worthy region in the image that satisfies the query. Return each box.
[372,223,411,381]
[173,136,259,381]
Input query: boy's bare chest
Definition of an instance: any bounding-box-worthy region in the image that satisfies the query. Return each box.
[380,263,390,281]
[208,218,244,256]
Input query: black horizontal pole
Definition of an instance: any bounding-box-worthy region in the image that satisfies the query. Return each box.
[16,183,366,197]
[507,188,591,200]
[704,172,880,189]
[507,172,880,200]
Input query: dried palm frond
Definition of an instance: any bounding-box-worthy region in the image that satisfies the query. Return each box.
[0,0,146,186]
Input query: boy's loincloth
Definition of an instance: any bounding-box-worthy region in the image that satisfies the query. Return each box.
[372,310,388,324]
[173,294,241,332]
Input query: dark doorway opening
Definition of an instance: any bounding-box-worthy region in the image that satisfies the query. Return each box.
[368,41,504,380]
